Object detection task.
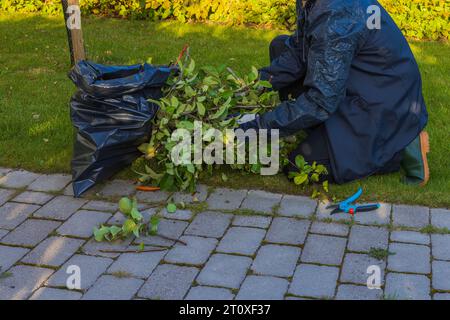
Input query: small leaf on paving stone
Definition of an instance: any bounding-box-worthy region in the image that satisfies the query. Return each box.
[122,219,137,235]
[149,216,160,235]
[130,208,143,221]
[109,225,122,238]
[119,197,132,215]
[94,226,110,242]
[167,203,177,213]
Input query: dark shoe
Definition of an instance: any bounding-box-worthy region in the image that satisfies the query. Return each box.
[401,131,430,186]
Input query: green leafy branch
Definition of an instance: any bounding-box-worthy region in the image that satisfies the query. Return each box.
[137,55,281,193]
[93,197,186,246]
[288,155,331,200]
[136,54,333,201]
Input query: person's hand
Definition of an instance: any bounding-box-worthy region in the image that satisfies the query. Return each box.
[237,113,257,125]
[168,64,181,76]
[236,113,260,131]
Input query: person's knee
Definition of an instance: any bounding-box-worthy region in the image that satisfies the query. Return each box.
[270,35,288,50]
[269,35,290,61]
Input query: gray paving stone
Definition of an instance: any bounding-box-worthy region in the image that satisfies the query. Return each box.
[336,285,383,300]
[433,293,450,300]
[0,229,8,239]
[83,275,143,300]
[108,250,166,279]
[236,275,288,300]
[387,243,430,274]
[240,190,282,214]
[106,212,127,225]
[431,234,450,261]
[12,191,53,205]
[160,208,193,221]
[2,219,60,247]
[99,179,136,198]
[341,253,385,285]
[310,221,349,237]
[27,174,71,192]
[392,204,429,228]
[0,245,29,271]
[385,273,430,300]
[289,264,339,298]
[83,200,118,212]
[63,184,74,196]
[21,236,84,267]
[173,184,208,204]
[354,203,391,225]
[138,219,188,247]
[185,286,234,300]
[136,190,170,203]
[136,205,159,215]
[347,225,389,252]
[197,254,252,289]
[165,236,217,265]
[0,202,40,230]
[301,234,346,266]
[184,211,232,238]
[81,238,133,258]
[432,260,450,291]
[0,265,54,300]
[278,195,317,218]
[265,217,310,245]
[29,287,82,300]
[57,210,111,238]
[285,296,311,300]
[232,215,271,229]
[317,200,353,222]
[206,188,247,210]
[33,196,87,220]
[251,244,301,277]
[0,286,19,300]
[0,168,11,176]
[0,170,40,189]
[46,254,113,290]
[217,227,265,256]
[138,264,199,300]
[431,208,450,230]
[390,230,430,245]
[0,188,17,206]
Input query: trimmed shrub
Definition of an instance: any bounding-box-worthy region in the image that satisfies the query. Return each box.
[1,0,449,40]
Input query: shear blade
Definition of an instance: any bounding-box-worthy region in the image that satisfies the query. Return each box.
[330,207,344,215]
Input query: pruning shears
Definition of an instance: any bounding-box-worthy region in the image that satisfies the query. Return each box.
[327,188,380,215]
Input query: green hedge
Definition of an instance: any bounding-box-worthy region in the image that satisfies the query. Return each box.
[1,0,449,40]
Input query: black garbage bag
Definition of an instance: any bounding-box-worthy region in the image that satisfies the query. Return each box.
[69,61,171,197]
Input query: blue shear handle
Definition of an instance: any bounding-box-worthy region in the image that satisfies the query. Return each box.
[341,188,363,207]
[355,204,380,212]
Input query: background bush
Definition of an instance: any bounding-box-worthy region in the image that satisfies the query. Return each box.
[1,0,449,40]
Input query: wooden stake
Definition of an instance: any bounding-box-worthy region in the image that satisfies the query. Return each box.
[62,0,86,65]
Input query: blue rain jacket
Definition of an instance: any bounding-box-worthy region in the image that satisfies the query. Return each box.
[258,0,428,183]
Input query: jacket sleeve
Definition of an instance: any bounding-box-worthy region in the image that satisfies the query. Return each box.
[258,7,366,137]
[259,32,306,91]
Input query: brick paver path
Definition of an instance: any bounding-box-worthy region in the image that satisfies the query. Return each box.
[0,169,449,300]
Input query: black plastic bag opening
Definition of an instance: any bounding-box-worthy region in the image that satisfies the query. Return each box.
[69,61,171,197]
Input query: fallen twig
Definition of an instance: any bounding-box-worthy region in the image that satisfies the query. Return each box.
[227,67,245,86]
[232,105,272,110]
[99,248,167,254]
[155,234,187,246]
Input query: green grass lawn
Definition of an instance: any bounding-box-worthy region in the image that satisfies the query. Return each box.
[0,12,449,207]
